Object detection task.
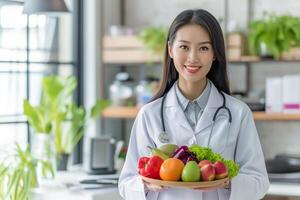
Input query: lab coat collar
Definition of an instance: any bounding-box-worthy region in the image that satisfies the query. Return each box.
[164,80,224,133]
[195,81,223,133]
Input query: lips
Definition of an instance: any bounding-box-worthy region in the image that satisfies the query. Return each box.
[184,65,201,74]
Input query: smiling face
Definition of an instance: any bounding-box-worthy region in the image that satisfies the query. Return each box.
[168,24,215,89]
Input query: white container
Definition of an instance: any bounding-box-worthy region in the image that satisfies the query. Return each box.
[265,77,283,113]
[135,80,152,107]
[109,81,133,106]
[282,75,300,113]
[109,72,134,106]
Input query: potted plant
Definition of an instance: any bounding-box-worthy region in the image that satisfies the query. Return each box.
[0,144,53,200]
[53,100,110,170]
[23,91,56,178]
[23,75,109,171]
[138,26,168,62]
[248,13,300,59]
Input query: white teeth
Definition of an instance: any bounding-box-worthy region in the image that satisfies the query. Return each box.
[185,65,200,70]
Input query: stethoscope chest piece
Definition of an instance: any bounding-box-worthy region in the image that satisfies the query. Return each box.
[158,131,169,143]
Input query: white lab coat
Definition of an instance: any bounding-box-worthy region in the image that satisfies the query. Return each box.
[118,80,270,200]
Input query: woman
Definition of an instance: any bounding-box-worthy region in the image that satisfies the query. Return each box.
[118,9,269,200]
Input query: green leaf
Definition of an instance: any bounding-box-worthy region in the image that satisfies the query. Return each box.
[13,169,23,200]
[188,144,240,178]
[40,160,55,178]
[43,76,65,101]
[63,76,77,98]
[248,13,300,57]
[0,166,8,178]
[90,99,110,118]
[23,100,52,133]
[138,26,168,62]
[5,169,21,199]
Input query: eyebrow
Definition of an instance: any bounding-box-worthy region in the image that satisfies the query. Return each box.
[177,40,211,45]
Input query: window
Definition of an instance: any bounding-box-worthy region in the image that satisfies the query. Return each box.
[0,1,80,153]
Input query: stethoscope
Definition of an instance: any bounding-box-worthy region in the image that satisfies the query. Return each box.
[158,90,232,146]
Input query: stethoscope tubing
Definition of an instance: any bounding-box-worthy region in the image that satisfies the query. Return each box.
[160,90,231,133]
[159,90,237,160]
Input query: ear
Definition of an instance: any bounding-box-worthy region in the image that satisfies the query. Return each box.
[168,41,173,59]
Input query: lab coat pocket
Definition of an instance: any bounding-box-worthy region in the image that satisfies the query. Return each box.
[207,114,230,154]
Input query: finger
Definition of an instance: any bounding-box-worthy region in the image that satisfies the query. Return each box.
[143,182,165,192]
[148,184,165,192]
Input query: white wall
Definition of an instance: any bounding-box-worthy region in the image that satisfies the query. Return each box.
[125,0,225,30]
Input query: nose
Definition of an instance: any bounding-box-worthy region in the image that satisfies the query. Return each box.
[187,49,199,63]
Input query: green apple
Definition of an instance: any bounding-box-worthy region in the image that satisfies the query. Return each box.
[181,161,200,182]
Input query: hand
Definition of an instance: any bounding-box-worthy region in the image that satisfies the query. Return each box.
[194,180,230,192]
[143,181,168,192]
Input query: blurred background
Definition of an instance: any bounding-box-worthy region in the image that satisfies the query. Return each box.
[1,0,300,199]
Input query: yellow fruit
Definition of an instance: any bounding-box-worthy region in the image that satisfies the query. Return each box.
[148,146,169,160]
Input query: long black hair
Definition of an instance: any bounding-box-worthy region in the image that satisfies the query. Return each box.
[151,9,230,101]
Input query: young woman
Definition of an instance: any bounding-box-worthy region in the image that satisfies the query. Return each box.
[118,9,269,200]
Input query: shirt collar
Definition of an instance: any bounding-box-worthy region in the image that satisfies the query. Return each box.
[175,80,211,111]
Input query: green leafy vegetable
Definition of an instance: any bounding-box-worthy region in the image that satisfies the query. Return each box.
[189,144,239,178]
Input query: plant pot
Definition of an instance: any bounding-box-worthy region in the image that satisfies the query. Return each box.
[115,158,125,173]
[259,42,273,59]
[56,153,70,171]
[280,47,300,60]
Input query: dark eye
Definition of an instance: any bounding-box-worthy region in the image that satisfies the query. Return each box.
[199,46,209,51]
[179,45,189,50]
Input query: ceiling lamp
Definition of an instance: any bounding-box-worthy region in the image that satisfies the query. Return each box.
[23,0,69,15]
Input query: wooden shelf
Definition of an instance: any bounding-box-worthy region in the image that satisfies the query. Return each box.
[102,106,140,118]
[102,107,300,121]
[252,111,300,121]
[102,35,162,64]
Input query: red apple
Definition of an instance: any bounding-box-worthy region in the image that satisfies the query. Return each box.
[213,161,228,179]
[198,160,212,168]
[200,163,215,181]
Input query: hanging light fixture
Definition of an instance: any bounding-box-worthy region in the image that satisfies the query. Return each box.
[23,0,69,15]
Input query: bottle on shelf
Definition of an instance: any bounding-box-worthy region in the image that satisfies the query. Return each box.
[135,77,159,107]
[109,67,135,106]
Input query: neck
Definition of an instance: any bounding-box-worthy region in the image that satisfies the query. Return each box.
[178,78,207,101]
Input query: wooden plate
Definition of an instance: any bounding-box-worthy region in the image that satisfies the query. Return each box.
[141,176,229,189]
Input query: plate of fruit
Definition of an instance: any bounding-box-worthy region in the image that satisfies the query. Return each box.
[138,144,239,189]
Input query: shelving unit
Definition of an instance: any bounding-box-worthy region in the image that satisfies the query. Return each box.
[102,35,300,122]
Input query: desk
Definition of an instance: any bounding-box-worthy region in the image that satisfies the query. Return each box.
[268,182,300,197]
[31,170,123,200]
[31,170,300,199]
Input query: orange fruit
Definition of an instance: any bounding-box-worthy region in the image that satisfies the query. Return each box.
[159,158,184,181]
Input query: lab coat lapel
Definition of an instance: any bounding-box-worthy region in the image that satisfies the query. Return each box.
[164,84,194,132]
[195,81,223,133]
